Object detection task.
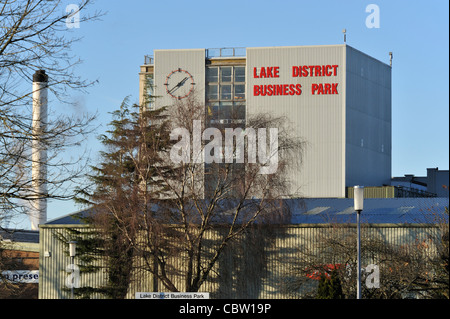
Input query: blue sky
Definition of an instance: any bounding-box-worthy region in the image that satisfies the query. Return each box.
[10,0,450,228]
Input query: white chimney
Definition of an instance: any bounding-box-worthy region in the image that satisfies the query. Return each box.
[30,70,48,230]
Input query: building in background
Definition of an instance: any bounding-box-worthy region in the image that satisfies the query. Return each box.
[37,197,448,299]
[0,229,39,298]
[426,168,449,197]
[391,168,449,198]
[32,44,448,299]
[139,45,392,198]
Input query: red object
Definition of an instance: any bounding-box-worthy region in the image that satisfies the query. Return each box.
[305,264,344,280]
[253,84,302,96]
[253,66,280,78]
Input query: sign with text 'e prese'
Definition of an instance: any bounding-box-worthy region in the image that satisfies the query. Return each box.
[1,270,39,283]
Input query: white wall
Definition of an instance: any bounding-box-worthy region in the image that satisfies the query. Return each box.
[246,45,346,197]
[154,49,205,108]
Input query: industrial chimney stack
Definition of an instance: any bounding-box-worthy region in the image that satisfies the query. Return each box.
[30,70,48,230]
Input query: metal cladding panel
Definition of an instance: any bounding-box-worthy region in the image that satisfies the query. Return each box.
[39,222,443,299]
[154,49,205,108]
[39,226,107,299]
[345,46,392,188]
[246,45,346,197]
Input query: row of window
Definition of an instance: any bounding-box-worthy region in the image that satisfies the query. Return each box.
[206,66,245,122]
[207,84,245,101]
[204,66,246,196]
[206,66,245,102]
[206,66,245,83]
[206,102,245,123]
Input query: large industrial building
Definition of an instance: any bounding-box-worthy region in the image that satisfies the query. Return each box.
[37,196,448,299]
[139,45,392,198]
[2,45,447,299]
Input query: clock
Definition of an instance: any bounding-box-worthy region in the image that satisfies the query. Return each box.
[164,68,195,99]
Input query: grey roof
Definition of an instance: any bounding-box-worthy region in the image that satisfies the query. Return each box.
[286,197,449,224]
[44,197,449,226]
[44,207,95,225]
[0,229,39,243]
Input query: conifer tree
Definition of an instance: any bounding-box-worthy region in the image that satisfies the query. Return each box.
[76,96,174,298]
[317,270,344,299]
[329,269,344,299]
[317,273,331,299]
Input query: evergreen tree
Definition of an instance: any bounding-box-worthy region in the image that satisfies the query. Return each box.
[76,96,174,298]
[317,270,344,299]
[329,269,344,299]
[317,273,331,299]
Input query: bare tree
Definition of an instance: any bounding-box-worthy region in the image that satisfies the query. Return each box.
[80,88,305,295]
[0,0,102,225]
[146,93,304,292]
[0,0,102,106]
[279,218,449,299]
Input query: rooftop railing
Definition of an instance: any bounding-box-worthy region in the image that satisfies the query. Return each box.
[206,47,246,58]
[144,47,246,64]
[144,55,154,65]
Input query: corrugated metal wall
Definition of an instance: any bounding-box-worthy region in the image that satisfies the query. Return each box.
[347,186,396,198]
[146,46,392,198]
[153,49,205,109]
[39,224,441,299]
[345,46,392,188]
[246,45,346,197]
[39,225,107,299]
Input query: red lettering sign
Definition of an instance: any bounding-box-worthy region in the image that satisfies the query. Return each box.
[292,65,339,77]
[253,84,302,96]
[311,83,339,95]
[253,67,280,78]
[253,64,339,97]
[273,67,279,77]
[253,67,259,78]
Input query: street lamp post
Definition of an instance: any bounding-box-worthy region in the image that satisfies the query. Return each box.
[68,241,77,299]
[353,185,364,299]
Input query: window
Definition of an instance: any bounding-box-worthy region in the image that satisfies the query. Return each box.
[206,66,245,122]
[235,104,245,119]
[220,85,232,100]
[234,66,245,82]
[220,102,233,119]
[204,66,246,197]
[234,84,245,100]
[220,67,232,82]
[206,68,218,83]
[207,84,218,100]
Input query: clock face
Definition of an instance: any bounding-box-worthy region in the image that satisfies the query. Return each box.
[164,68,195,99]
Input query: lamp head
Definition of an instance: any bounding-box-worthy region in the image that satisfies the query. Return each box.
[354,186,364,212]
[69,241,77,257]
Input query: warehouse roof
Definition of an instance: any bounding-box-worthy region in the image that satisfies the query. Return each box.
[44,197,449,226]
[0,229,39,243]
[44,207,95,225]
[0,228,40,252]
[286,197,448,224]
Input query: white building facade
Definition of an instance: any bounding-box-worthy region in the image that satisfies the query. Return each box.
[140,44,392,198]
